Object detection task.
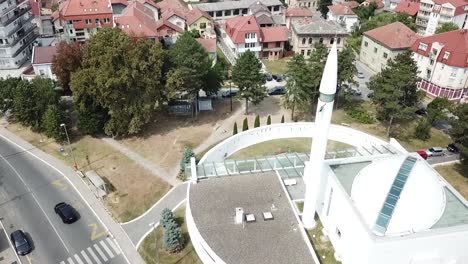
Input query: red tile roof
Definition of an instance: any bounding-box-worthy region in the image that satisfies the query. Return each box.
[433,0,468,16]
[411,29,468,68]
[115,1,159,38]
[155,0,188,12]
[394,0,420,16]
[138,0,158,9]
[224,15,261,44]
[362,0,384,9]
[186,8,212,25]
[196,38,216,53]
[284,6,313,17]
[364,22,418,49]
[327,4,356,15]
[155,19,184,33]
[261,26,288,42]
[60,0,112,17]
[341,1,360,8]
[111,0,128,6]
[32,46,58,64]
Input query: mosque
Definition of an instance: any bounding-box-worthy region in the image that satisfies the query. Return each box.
[184,44,468,264]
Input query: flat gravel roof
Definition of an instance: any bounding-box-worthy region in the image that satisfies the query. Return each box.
[189,172,316,264]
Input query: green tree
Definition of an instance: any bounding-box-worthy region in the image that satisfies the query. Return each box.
[427,97,450,125]
[0,77,22,114]
[233,122,238,135]
[160,208,175,229]
[352,2,377,20]
[163,220,184,253]
[42,104,66,141]
[232,50,265,114]
[267,115,272,125]
[354,12,416,37]
[52,41,83,92]
[336,45,357,108]
[254,115,260,128]
[13,77,58,130]
[435,23,459,34]
[180,147,195,172]
[188,29,201,38]
[450,104,468,170]
[318,0,333,18]
[308,43,329,111]
[414,119,431,140]
[281,115,284,123]
[368,51,420,137]
[242,118,249,131]
[284,54,314,120]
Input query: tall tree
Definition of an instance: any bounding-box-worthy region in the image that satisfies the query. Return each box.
[0,77,22,114]
[354,12,416,37]
[307,43,329,112]
[42,104,66,141]
[163,220,184,253]
[352,2,377,20]
[232,50,265,114]
[427,97,450,125]
[435,22,459,34]
[318,0,333,18]
[336,45,358,108]
[52,41,83,92]
[13,77,59,130]
[450,103,468,170]
[284,54,314,120]
[368,51,420,137]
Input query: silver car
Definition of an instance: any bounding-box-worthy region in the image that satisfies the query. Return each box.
[426,147,445,157]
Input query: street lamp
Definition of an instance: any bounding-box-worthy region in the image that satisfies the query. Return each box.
[60,123,78,170]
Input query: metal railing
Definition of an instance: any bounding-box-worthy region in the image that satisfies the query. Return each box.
[0,5,31,26]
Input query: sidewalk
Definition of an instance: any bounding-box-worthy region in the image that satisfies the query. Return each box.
[0,127,145,264]
[0,221,19,264]
[121,182,188,248]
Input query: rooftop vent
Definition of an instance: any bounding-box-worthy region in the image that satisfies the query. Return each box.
[246,214,256,223]
[263,212,274,221]
[235,207,244,224]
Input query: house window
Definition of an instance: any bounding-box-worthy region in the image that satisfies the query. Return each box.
[104,18,110,23]
[95,19,100,24]
[263,43,268,48]
[233,9,239,15]
[443,51,450,60]
[273,5,280,11]
[85,19,91,24]
[200,23,206,29]
[167,29,173,34]
[225,10,231,16]
[418,42,428,51]
[245,43,255,48]
[39,69,45,76]
[450,68,457,77]
[69,29,73,34]
[302,38,306,44]
[336,228,342,238]
[208,11,214,17]
[319,38,323,44]
[308,38,312,44]
[301,50,305,55]
[276,42,281,47]
[383,52,388,59]
[430,59,435,65]
[216,11,222,17]
[364,41,368,47]
[245,33,256,39]
[330,38,334,44]
[337,38,341,44]
[242,9,248,14]
[307,49,311,56]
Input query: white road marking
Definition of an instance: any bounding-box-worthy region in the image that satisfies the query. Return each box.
[94,244,108,262]
[74,254,84,264]
[106,238,121,255]
[100,240,114,258]
[80,250,92,264]
[0,153,70,253]
[87,247,102,264]
[67,257,75,264]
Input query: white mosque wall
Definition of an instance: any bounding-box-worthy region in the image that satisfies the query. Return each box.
[199,122,391,164]
[318,163,468,264]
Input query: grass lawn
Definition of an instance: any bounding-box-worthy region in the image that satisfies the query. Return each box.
[262,58,290,74]
[6,123,171,222]
[435,164,468,200]
[307,215,341,264]
[296,201,304,213]
[138,205,202,264]
[229,138,351,159]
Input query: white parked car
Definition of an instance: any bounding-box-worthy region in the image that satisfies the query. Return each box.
[357,72,365,79]
[426,147,445,157]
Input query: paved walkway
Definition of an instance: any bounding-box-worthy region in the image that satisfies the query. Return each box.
[121,182,189,248]
[0,127,145,264]
[101,138,179,186]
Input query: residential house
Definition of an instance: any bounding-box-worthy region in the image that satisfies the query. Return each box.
[160,8,187,31]
[187,8,215,38]
[416,0,468,36]
[196,38,217,65]
[27,45,57,80]
[327,3,359,32]
[54,0,114,42]
[0,0,38,69]
[222,15,262,58]
[249,1,277,27]
[286,0,319,10]
[360,22,418,72]
[411,29,468,101]
[394,0,421,18]
[114,1,160,40]
[360,0,386,10]
[261,26,288,60]
[192,0,283,20]
[291,17,348,58]
[284,6,313,29]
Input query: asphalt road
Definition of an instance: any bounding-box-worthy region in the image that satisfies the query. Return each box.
[0,137,126,264]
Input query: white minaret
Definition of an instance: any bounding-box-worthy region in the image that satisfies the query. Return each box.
[302,43,338,229]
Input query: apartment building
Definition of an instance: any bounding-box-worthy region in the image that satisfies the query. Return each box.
[291,17,347,58]
[192,0,282,20]
[411,29,468,101]
[0,0,38,69]
[416,0,468,36]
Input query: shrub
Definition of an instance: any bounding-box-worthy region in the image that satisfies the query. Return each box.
[242,118,249,131]
[267,115,272,125]
[346,107,375,124]
[42,105,66,141]
[163,220,184,253]
[233,122,238,135]
[254,115,260,128]
[160,208,174,229]
[414,119,431,140]
[180,147,194,172]
[281,115,285,123]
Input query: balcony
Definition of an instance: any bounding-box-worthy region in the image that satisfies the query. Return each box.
[0,5,31,26]
[419,4,432,12]
[11,31,36,57]
[1,24,36,48]
[6,14,34,37]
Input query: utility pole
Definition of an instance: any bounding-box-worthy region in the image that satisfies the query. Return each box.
[60,123,78,170]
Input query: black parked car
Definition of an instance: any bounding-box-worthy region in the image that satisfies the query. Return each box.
[222,90,238,98]
[367,91,374,98]
[264,73,273,81]
[55,202,79,224]
[415,108,427,116]
[268,86,285,96]
[10,230,32,256]
[276,75,283,82]
[447,143,459,153]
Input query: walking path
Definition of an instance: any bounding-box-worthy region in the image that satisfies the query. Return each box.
[0,127,145,264]
[101,137,179,186]
[120,182,189,248]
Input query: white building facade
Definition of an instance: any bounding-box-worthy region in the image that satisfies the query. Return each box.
[327,5,359,32]
[416,0,468,36]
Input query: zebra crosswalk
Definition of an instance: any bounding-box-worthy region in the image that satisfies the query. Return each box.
[59,237,121,264]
